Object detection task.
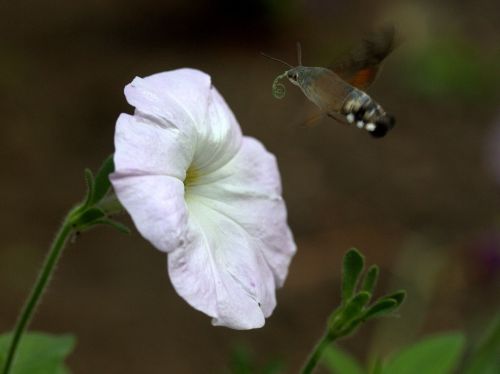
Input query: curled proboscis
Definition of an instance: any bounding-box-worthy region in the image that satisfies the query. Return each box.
[272,73,287,99]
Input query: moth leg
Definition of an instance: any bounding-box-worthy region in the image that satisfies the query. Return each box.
[326,110,350,126]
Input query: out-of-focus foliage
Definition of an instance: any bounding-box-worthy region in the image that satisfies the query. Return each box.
[400,40,500,101]
[0,333,75,374]
[464,313,500,374]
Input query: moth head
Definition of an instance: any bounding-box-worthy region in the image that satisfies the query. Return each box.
[286,68,302,87]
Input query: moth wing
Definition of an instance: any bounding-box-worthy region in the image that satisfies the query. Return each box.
[298,109,348,129]
[330,26,397,90]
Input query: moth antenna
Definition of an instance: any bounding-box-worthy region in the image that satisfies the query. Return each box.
[260,52,293,68]
[296,42,302,66]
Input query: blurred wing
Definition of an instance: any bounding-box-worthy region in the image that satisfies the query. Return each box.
[299,110,347,129]
[330,26,397,90]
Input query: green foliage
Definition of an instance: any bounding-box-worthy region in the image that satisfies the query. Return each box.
[327,249,406,340]
[341,249,365,303]
[303,248,406,374]
[228,344,284,374]
[464,313,500,374]
[91,155,114,205]
[401,40,500,101]
[0,332,75,374]
[68,155,129,234]
[320,333,466,374]
[321,345,364,374]
[361,266,379,295]
[383,332,465,374]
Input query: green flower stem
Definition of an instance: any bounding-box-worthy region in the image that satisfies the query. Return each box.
[1,214,74,374]
[301,332,337,374]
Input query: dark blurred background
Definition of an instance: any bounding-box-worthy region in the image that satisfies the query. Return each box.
[1,0,499,372]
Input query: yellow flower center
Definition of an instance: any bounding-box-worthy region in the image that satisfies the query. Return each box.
[184,166,199,188]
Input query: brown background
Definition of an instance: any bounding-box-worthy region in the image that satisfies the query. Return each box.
[1,0,499,372]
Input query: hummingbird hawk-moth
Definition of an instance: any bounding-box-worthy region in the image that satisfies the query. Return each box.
[264,27,397,138]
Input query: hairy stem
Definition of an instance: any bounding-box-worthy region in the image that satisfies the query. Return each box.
[301,332,336,374]
[1,215,74,374]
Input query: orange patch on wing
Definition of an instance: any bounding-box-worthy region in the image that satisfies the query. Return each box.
[350,67,378,89]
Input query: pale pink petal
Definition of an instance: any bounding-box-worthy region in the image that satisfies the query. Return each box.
[123,68,242,175]
[112,69,296,329]
[168,200,275,329]
[113,113,194,179]
[188,137,297,288]
[110,173,188,253]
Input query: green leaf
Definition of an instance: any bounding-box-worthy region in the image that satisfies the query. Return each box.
[321,345,364,374]
[229,345,255,374]
[464,313,500,374]
[0,332,75,374]
[370,357,383,374]
[383,332,466,374]
[361,265,379,295]
[381,290,406,307]
[342,249,365,303]
[362,299,398,320]
[91,155,114,205]
[343,292,371,322]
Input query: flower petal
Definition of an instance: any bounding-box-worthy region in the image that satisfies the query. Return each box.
[110,173,188,253]
[113,113,193,179]
[168,137,296,329]
[168,201,275,329]
[123,68,242,175]
[188,137,297,287]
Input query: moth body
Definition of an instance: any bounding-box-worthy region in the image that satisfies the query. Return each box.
[285,66,395,138]
[265,27,397,138]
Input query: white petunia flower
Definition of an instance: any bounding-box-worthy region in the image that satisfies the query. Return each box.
[110,68,296,329]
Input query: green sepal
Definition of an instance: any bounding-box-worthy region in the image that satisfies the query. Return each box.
[73,207,106,228]
[91,155,114,205]
[342,248,365,303]
[361,265,379,295]
[82,168,95,210]
[94,218,131,234]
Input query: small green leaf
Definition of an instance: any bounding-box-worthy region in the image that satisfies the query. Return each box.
[361,265,379,295]
[384,332,466,374]
[381,290,406,306]
[328,292,370,335]
[343,292,371,321]
[321,345,364,374]
[342,248,365,303]
[95,218,131,234]
[91,155,114,205]
[0,332,75,374]
[362,299,398,320]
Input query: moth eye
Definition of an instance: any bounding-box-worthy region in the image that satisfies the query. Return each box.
[294,74,299,80]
